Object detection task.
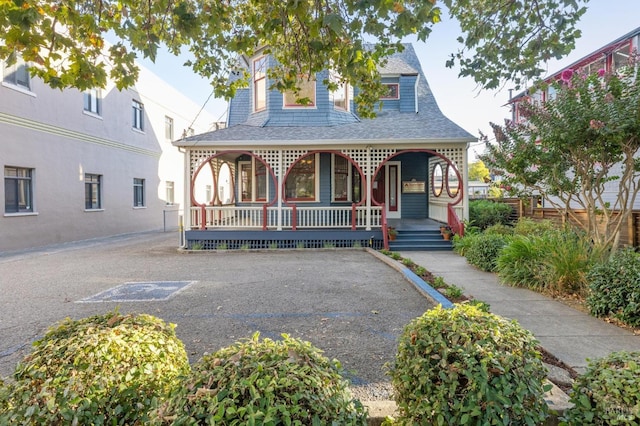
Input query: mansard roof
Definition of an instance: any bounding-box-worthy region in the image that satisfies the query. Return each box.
[175,44,475,147]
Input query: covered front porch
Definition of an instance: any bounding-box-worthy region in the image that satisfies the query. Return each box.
[181,145,467,250]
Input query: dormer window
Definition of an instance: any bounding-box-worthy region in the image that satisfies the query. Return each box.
[253,56,267,112]
[284,78,316,108]
[381,83,399,100]
[330,72,349,111]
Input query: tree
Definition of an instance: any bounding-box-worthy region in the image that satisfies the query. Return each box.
[480,60,640,252]
[468,160,490,182]
[0,0,586,117]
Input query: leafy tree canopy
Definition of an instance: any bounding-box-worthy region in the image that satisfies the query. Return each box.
[0,0,587,117]
[468,160,490,182]
[480,60,640,251]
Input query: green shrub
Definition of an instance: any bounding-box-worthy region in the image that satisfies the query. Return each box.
[464,233,509,272]
[562,351,640,425]
[513,217,556,236]
[497,235,547,290]
[469,199,513,230]
[444,284,464,299]
[462,299,491,312]
[451,233,477,256]
[484,223,514,236]
[541,229,599,296]
[390,305,550,425]
[156,333,367,425]
[0,311,189,425]
[587,248,640,327]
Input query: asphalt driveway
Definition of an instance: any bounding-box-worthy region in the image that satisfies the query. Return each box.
[0,231,434,385]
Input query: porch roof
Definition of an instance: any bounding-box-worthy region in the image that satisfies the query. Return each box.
[174,112,476,147]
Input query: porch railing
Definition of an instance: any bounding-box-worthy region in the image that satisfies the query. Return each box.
[190,205,382,230]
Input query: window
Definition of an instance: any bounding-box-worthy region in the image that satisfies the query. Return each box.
[331,72,349,111]
[132,100,144,131]
[84,174,102,210]
[4,166,33,213]
[253,56,267,112]
[165,116,174,140]
[133,178,145,207]
[2,57,30,90]
[284,78,316,107]
[83,89,101,115]
[381,83,399,100]
[612,42,631,71]
[332,155,350,201]
[166,181,174,205]
[285,154,317,200]
[239,159,268,202]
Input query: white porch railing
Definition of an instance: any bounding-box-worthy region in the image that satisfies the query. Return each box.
[190,205,382,230]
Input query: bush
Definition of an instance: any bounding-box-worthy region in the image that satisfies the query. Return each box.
[390,305,550,425]
[464,233,509,272]
[484,223,514,236]
[0,311,189,425]
[496,235,546,290]
[451,233,477,256]
[497,228,600,296]
[541,229,600,296]
[587,248,640,327]
[562,351,640,425]
[513,217,556,236]
[156,332,367,425]
[469,199,513,230]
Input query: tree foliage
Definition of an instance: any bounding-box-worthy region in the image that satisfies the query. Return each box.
[480,60,640,252]
[0,0,587,116]
[468,160,490,182]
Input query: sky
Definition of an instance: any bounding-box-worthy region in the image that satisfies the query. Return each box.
[139,0,639,160]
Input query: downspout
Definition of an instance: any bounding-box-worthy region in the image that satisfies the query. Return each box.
[277,150,282,230]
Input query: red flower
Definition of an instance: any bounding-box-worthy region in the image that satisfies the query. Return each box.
[561,69,574,82]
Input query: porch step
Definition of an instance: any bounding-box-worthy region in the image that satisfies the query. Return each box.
[388,229,452,251]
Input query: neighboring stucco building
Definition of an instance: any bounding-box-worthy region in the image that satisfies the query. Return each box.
[1,57,215,251]
[175,44,476,250]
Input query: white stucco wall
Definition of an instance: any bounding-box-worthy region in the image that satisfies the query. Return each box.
[0,61,217,251]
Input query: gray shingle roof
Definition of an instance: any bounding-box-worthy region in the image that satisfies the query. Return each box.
[175,44,476,147]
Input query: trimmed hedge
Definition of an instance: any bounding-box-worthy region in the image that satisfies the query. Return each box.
[469,199,513,230]
[562,351,640,425]
[464,233,509,272]
[0,311,189,425]
[155,332,367,425]
[390,305,550,425]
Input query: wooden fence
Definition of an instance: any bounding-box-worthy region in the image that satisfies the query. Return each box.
[498,198,640,248]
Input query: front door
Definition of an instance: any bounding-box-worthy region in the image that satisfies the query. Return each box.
[386,162,401,219]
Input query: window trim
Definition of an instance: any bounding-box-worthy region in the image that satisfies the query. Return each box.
[83,88,102,117]
[331,154,352,202]
[165,116,174,140]
[283,78,317,108]
[380,83,400,100]
[165,180,175,205]
[4,166,34,214]
[84,173,103,211]
[133,177,145,208]
[132,100,145,131]
[253,55,267,113]
[285,153,319,202]
[2,57,35,96]
[239,159,268,203]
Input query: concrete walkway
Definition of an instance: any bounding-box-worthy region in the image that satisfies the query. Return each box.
[399,251,640,374]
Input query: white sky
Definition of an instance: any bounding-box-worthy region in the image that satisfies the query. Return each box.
[140,0,639,160]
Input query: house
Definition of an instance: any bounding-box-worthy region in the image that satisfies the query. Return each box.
[174,44,476,250]
[1,56,215,252]
[509,25,640,211]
